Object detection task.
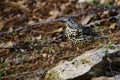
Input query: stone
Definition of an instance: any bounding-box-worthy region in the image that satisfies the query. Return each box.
[45,44,120,80]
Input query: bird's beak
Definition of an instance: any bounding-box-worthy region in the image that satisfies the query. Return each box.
[60,20,65,23]
[58,17,68,23]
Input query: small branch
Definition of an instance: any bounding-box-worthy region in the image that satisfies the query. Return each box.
[86,14,120,27]
[0,5,120,36]
[0,18,61,36]
[109,62,117,80]
[1,51,60,79]
[0,33,64,49]
[70,5,120,18]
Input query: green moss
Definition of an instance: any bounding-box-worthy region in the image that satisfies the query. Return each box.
[107,44,115,49]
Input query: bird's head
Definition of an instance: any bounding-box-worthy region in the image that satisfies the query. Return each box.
[60,17,77,29]
[60,17,79,29]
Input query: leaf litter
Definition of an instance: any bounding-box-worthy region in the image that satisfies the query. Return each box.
[0,0,120,80]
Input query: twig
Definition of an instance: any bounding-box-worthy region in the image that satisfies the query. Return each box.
[1,51,60,79]
[0,18,61,36]
[0,33,64,49]
[70,5,120,18]
[109,62,117,80]
[107,57,117,80]
[0,5,120,36]
[86,14,120,27]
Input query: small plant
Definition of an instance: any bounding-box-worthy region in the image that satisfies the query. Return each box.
[12,32,17,35]
[97,45,103,49]
[33,48,39,54]
[104,44,115,56]
[104,49,109,56]
[107,44,115,49]
[24,37,31,42]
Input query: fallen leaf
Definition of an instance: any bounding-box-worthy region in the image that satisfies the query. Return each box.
[80,15,93,25]
[109,23,116,30]
[46,28,63,34]
[100,0,113,4]
[28,20,35,25]
[49,10,61,19]
[0,22,4,31]
[115,0,120,5]
[78,0,93,3]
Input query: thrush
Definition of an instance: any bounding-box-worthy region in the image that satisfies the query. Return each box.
[60,17,106,45]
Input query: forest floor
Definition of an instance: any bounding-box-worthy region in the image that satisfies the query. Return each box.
[0,0,120,80]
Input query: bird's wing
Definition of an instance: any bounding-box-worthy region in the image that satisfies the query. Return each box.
[82,27,100,37]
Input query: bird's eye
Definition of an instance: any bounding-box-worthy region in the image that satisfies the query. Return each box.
[69,19,75,24]
[68,18,71,21]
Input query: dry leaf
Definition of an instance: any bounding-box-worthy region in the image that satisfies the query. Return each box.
[109,23,116,30]
[60,2,71,10]
[0,22,4,31]
[80,15,93,25]
[46,28,63,34]
[115,0,120,5]
[28,20,35,25]
[0,41,14,47]
[78,0,93,3]
[49,10,61,19]
[8,1,29,11]
[100,0,113,4]
[42,54,51,59]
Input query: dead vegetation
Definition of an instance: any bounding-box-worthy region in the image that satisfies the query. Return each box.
[0,0,120,80]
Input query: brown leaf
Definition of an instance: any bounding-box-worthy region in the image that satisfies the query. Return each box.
[0,41,14,47]
[109,23,116,30]
[80,15,93,25]
[115,0,120,5]
[46,28,63,34]
[49,10,61,19]
[0,22,4,31]
[100,0,113,4]
[78,0,93,3]
[28,20,35,25]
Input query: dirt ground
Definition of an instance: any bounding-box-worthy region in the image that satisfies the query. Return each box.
[0,0,120,80]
